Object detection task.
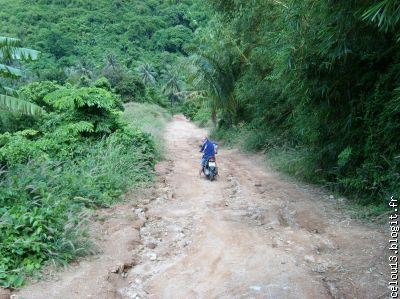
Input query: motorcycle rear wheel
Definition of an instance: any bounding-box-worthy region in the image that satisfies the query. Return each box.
[209,173,215,181]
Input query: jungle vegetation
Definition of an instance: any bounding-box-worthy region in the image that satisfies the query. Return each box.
[0,0,206,288]
[184,0,400,216]
[0,0,399,289]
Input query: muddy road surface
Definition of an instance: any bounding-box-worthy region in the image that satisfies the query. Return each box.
[16,116,388,299]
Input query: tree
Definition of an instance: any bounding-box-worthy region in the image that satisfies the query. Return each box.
[137,63,157,85]
[152,25,193,54]
[189,52,237,126]
[161,67,183,105]
[0,36,44,116]
[102,53,125,86]
[195,0,400,203]
[104,53,119,72]
[37,28,74,59]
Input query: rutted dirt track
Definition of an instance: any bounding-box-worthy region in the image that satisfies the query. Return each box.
[16,116,388,299]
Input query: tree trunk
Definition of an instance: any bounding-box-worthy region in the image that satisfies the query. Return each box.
[211,109,217,126]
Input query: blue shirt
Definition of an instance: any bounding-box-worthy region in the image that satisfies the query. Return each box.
[200,139,217,159]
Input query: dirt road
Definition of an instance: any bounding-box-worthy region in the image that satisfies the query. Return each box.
[16,116,388,299]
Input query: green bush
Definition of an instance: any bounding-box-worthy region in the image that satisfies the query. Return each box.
[0,86,127,167]
[114,74,146,103]
[144,86,169,107]
[181,99,201,120]
[0,81,160,288]
[152,25,193,54]
[0,160,91,288]
[181,99,213,127]
[92,77,112,92]
[44,86,124,135]
[0,130,156,288]
[19,81,62,109]
[193,105,212,127]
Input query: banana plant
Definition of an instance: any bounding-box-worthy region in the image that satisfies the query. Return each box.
[0,36,44,116]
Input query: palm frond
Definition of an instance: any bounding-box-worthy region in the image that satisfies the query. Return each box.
[189,53,237,114]
[0,36,42,116]
[0,94,45,116]
[0,63,22,79]
[10,47,40,61]
[0,36,21,47]
[0,86,19,97]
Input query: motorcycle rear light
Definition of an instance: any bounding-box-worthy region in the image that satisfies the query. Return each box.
[209,157,216,161]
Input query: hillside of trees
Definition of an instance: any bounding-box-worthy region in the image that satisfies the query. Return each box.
[0,0,207,106]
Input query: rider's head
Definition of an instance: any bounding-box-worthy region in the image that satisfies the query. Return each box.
[202,136,208,143]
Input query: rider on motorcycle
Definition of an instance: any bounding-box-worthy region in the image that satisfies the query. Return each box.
[199,136,218,176]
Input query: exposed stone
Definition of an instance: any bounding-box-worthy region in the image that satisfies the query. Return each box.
[109,263,123,273]
[147,252,157,261]
[132,219,146,229]
[337,197,346,204]
[146,242,157,249]
[304,255,315,263]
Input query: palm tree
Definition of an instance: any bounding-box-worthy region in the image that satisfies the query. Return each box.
[0,36,44,116]
[104,53,119,72]
[77,59,94,78]
[137,63,156,85]
[189,53,237,125]
[102,53,124,86]
[161,67,183,105]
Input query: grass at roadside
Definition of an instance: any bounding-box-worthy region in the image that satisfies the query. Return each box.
[210,125,390,219]
[122,102,171,155]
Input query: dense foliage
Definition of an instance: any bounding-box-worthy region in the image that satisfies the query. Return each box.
[0,80,159,288]
[3,0,399,288]
[0,0,208,105]
[187,0,400,210]
[0,0,204,287]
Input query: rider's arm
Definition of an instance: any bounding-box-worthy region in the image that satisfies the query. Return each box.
[200,142,207,153]
[211,141,218,154]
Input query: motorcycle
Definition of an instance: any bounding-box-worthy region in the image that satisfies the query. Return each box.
[203,156,218,181]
